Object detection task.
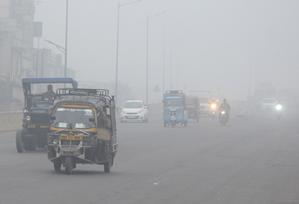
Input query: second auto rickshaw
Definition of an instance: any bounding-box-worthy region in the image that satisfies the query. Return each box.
[185,96,200,122]
[47,88,118,174]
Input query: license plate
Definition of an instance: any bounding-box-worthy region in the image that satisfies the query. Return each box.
[128,116,135,119]
[59,135,82,140]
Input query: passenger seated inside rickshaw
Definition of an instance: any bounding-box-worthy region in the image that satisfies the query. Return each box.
[96,107,111,161]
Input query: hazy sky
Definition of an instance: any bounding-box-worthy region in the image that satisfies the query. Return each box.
[34,0,299,100]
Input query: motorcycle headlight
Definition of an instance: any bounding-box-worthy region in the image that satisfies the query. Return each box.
[25,116,31,121]
[23,110,29,114]
[211,104,216,109]
[221,111,225,114]
[276,105,282,110]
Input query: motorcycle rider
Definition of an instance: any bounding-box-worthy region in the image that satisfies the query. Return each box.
[42,85,56,101]
[219,98,231,120]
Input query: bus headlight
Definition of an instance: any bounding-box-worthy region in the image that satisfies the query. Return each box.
[25,116,31,121]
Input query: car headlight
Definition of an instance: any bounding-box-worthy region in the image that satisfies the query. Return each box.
[139,110,143,113]
[221,111,225,114]
[276,105,282,110]
[122,110,125,114]
[25,116,31,121]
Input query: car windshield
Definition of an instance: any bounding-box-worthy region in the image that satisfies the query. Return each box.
[186,99,195,105]
[165,98,182,106]
[199,97,209,103]
[124,102,143,109]
[262,98,276,103]
[52,108,95,129]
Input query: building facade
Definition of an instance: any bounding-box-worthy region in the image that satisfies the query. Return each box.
[0,0,75,111]
[0,0,35,111]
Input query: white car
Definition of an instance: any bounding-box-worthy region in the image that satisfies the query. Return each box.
[120,100,148,123]
[260,98,277,111]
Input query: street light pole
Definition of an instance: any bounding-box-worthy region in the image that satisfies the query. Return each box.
[146,11,165,105]
[163,22,178,94]
[115,0,141,105]
[44,40,66,54]
[64,0,68,80]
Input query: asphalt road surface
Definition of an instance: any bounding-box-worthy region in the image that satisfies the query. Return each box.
[1,108,299,204]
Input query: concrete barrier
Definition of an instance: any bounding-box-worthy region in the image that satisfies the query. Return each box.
[0,111,22,133]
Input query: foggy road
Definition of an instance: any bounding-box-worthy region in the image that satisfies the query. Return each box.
[1,110,299,204]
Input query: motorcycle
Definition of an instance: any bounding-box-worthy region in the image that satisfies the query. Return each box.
[219,111,228,126]
[210,103,217,119]
[275,104,282,119]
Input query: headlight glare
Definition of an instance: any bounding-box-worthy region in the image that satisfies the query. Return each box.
[53,139,59,145]
[25,116,31,121]
[221,111,225,114]
[276,105,282,110]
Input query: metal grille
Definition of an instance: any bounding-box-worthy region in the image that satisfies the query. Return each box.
[30,114,49,123]
[126,112,138,115]
[124,116,139,119]
[61,140,81,146]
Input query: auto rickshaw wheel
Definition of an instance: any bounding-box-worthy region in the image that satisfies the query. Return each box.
[104,145,112,173]
[24,140,36,151]
[54,162,62,171]
[16,130,24,153]
[104,160,111,173]
[65,157,73,174]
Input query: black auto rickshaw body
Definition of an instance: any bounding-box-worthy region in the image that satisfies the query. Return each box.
[16,78,78,153]
[185,96,200,122]
[47,88,118,174]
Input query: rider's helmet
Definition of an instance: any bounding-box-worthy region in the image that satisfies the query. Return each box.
[223,98,227,103]
[47,84,53,92]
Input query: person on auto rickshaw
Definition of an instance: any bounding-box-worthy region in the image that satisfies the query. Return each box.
[42,85,56,101]
[96,107,112,161]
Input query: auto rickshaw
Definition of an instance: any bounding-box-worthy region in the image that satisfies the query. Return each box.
[185,96,200,122]
[47,88,118,174]
[16,78,78,153]
[163,90,188,127]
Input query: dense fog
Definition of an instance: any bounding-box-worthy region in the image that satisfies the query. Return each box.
[33,0,299,101]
